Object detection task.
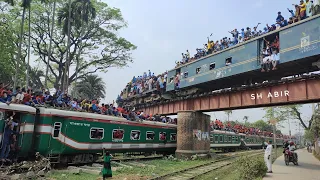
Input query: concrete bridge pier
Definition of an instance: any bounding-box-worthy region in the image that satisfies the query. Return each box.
[175,111,210,159]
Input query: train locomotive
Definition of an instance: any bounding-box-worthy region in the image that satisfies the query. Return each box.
[0,103,287,164]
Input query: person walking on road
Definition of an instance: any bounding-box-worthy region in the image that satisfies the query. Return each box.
[264,140,273,173]
[102,148,113,179]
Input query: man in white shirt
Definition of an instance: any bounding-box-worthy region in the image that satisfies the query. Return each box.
[271,49,280,70]
[288,142,298,160]
[264,140,273,173]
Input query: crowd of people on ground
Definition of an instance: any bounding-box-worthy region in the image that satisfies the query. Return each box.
[0,83,176,125]
[176,0,318,68]
[210,119,291,139]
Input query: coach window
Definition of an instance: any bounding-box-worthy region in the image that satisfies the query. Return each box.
[90,128,104,140]
[219,135,223,142]
[112,129,124,140]
[228,136,232,142]
[170,133,177,141]
[52,122,62,138]
[130,130,141,140]
[196,67,201,74]
[146,131,155,140]
[209,62,215,70]
[214,135,219,143]
[225,57,232,66]
[159,132,167,141]
[184,72,188,78]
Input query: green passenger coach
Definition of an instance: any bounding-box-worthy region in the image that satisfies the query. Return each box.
[34,108,177,164]
[0,102,288,164]
[0,103,37,157]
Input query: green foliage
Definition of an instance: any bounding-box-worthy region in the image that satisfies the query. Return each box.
[236,156,267,180]
[252,120,272,132]
[304,129,315,142]
[71,74,106,100]
[1,0,136,89]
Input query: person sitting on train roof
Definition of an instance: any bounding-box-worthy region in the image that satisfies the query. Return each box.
[0,91,11,105]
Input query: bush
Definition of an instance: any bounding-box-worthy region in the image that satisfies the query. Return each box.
[235,155,267,180]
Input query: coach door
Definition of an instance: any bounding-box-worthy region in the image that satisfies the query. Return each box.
[49,116,65,154]
[0,110,5,146]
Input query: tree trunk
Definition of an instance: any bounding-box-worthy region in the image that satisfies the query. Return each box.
[13,7,27,89]
[63,0,72,92]
[44,0,57,89]
[26,7,31,89]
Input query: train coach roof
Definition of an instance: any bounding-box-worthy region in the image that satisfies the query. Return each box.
[38,107,177,128]
[0,103,36,113]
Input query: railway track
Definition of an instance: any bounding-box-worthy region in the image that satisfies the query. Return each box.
[149,150,265,180]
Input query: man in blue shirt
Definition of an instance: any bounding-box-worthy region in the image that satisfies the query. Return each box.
[276,12,284,22]
[0,123,18,162]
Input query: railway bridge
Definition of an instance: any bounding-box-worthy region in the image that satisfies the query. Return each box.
[136,76,320,158]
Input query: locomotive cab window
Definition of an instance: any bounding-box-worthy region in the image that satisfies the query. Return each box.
[130,130,141,140]
[90,128,104,140]
[209,62,215,70]
[112,129,124,140]
[184,72,188,78]
[225,57,232,66]
[159,132,167,141]
[146,131,155,140]
[170,133,177,141]
[196,67,201,74]
[52,122,62,138]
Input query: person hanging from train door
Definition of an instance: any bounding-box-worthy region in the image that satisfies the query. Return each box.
[1,114,19,162]
[264,140,273,173]
[102,148,113,179]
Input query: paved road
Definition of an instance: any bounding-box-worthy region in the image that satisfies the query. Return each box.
[263,148,320,180]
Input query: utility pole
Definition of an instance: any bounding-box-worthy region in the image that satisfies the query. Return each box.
[271,107,277,159]
[288,118,292,140]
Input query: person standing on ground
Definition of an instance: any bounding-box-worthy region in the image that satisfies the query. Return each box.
[102,148,113,179]
[264,140,273,173]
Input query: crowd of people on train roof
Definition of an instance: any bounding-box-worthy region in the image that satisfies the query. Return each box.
[119,70,168,99]
[0,83,176,124]
[118,1,319,100]
[177,0,318,68]
[211,119,292,139]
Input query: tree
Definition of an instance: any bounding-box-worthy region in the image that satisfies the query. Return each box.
[13,0,32,89]
[264,105,312,130]
[28,0,136,89]
[252,120,272,132]
[71,74,106,100]
[243,116,249,125]
[224,110,232,121]
[0,4,19,84]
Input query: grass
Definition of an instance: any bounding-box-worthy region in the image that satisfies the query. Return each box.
[313,150,320,161]
[195,148,283,180]
[47,158,212,180]
[47,171,99,180]
[47,149,282,180]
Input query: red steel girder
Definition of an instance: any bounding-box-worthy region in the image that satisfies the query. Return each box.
[139,78,320,115]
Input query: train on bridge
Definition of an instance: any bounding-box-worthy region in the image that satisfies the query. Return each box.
[118,15,320,108]
[0,103,292,164]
